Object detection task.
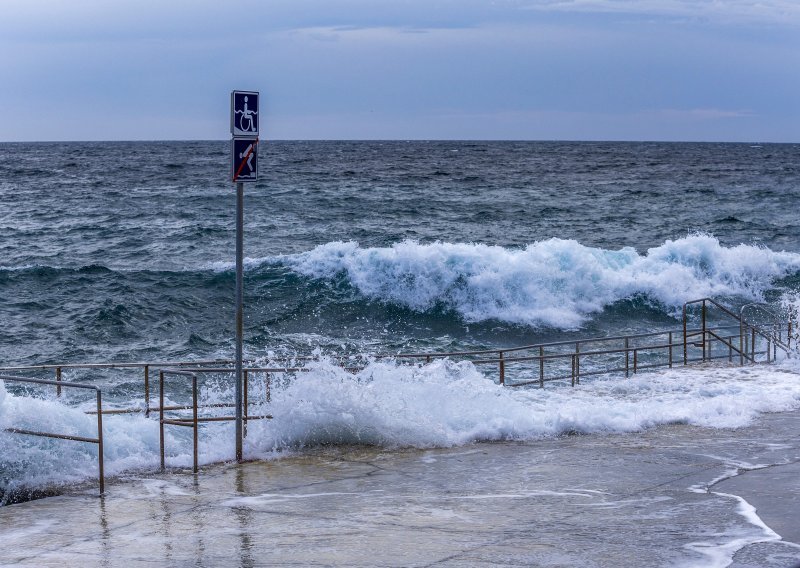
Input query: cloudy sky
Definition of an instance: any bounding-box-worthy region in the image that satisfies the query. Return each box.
[2,0,798,141]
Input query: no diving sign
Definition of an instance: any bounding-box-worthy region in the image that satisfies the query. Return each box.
[231,138,258,182]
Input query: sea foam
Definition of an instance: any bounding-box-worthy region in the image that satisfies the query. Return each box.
[3,357,800,495]
[274,235,800,328]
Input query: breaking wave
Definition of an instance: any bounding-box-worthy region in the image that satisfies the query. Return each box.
[274,235,800,328]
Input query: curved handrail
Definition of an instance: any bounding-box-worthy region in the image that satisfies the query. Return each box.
[740,302,782,322]
[741,302,792,349]
[683,297,792,361]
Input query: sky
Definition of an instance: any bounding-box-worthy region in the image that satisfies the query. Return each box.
[1,0,799,142]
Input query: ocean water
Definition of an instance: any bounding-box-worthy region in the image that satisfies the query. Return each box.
[2,142,800,517]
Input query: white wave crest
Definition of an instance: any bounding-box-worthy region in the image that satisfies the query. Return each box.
[278,235,800,328]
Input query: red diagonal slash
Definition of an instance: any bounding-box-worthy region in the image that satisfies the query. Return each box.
[233,138,259,182]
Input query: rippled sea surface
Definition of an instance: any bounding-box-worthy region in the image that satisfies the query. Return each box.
[2,141,800,364]
[3,140,800,565]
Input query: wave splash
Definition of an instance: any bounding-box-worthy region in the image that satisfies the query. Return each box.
[275,235,800,328]
[3,358,800,498]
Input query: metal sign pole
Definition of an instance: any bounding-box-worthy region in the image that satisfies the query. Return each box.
[235,181,244,462]
[230,89,259,464]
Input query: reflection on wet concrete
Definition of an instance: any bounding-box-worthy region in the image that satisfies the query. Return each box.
[1,412,800,567]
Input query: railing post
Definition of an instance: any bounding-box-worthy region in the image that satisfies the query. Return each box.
[265,372,271,403]
[633,349,637,374]
[575,343,580,384]
[144,365,150,417]
[682,304,688,366]
[498,351,505,386]
[571,354,576,387]
[625,337,630,377]
[159,371,165,472]
[751,327,756,361]
[243,369,249,438]
[740,320,745,366]
[56,367,62,398]
[96,389,105,496]
[539,346,544,388]
[192,374,198,474]
[668,331,673,368]
[702,300,707,362]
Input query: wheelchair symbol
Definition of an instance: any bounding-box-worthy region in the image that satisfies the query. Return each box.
[235,96,258,133]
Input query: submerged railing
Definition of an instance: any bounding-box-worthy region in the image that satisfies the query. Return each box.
[0,297,794,493]
[0,374,105,495]
[388,297,793,387]
[158,368,276,473]
[1,297,793,398]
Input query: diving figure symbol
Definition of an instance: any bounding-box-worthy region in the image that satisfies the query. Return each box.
[239,143,255,173]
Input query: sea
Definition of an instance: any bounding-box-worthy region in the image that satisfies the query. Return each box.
[2,141,800,560]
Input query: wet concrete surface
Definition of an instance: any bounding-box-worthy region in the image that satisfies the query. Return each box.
[1,412,800,567]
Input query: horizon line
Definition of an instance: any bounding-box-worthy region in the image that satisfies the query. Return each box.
[0,138,796,145]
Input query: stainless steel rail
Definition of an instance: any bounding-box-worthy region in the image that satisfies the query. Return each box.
[740,302,792,356]
[1,296,793,492]
[0,302,791,405]
[0,374,105,495]
[158,368,275,473]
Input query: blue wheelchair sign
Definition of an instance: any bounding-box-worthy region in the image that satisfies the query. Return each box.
[232,138,258,182]
[231,91,259,136]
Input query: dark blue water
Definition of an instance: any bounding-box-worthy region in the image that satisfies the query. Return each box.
[2,141,799,366]
[5,141,800,566]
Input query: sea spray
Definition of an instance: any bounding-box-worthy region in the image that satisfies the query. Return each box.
[3,357,800,496]
[242,358,800,455]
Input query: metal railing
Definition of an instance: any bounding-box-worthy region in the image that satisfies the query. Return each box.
[1,297,793,490]
[0,298,792,403]
[378,297,794,387]
[683,298,792,365]
[387,326,744,388]
[740,302,793,360]
[0,359,358,411]
[158,368,276,473]
[0,374,105,495]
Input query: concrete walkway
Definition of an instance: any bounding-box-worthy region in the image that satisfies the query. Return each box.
[2,413,800,567]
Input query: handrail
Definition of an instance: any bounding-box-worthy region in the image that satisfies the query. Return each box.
[0,321,767,413]
[683,297,743,322]
[683,297,792,365]
[159,369,200,473]
[0,328,742,372]
[3,295,792,494]
[158,368,273,473]
[388,325,741,360]
[740,302,793,352]
[0,374,105,495]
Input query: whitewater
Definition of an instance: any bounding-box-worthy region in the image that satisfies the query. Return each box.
[272,234,800,328]
[3,355,800,498]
